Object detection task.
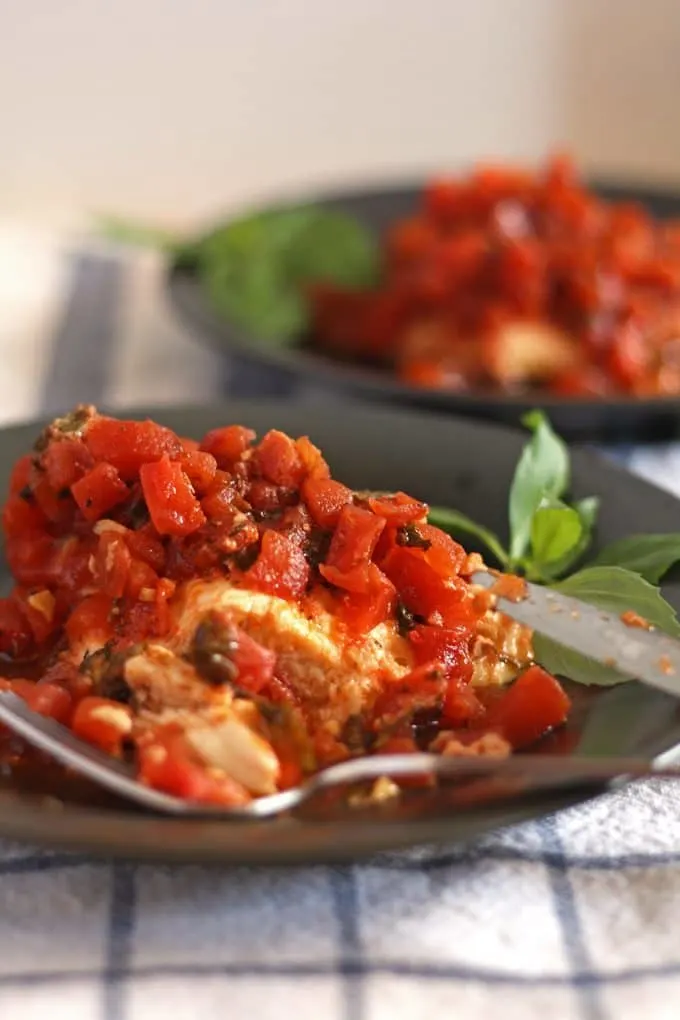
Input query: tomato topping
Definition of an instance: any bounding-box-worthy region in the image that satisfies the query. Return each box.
[71,462,129,522]
[138,737,252,805]
[42,438,94,492]
[71,697,133,754]
[2,493,46,538]
[382,547,467,625]
[139,454,206,537]
[11,589,58,645]
[295,436,330,479]
[409,624,473,682]
[93,532,132,599]
[325,505,385,573]
[487,665,571,748]
[368,492,428,525]
[124,524,166,573]
[85,417,183,480]
[252,430,305,488]
[442,681,485,726]
[65,592,113,647]
[5,532,55,588]
[231,629,276,693]
[302,478,353,529]
[200,424,255,468]
[9,454,33,496]
[415,524,466,577]
[337,563,396,633]
[10,679,73,725]
[0,598,33,656]
[245,530,310,599]
[180,448,217,493]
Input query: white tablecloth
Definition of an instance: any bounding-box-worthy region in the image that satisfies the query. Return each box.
[1,224,680,1020]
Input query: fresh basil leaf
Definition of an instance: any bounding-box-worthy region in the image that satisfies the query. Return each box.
[533,566,680,686]
[97,215,183,252]
[508,411,570,563]
[427,506,509,567]
[536,495,600,581]
[196,206,380,342]
[590,533,680,583]
[530,500,583,568]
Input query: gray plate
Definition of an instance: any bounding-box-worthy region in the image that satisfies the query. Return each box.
[1,401,680,864]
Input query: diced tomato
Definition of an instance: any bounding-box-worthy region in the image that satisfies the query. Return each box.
[42,438,94,492]
[415,524,467,577]
[231,629,276,693]
[5,533,55,588]
[71,696,133,754]
[302,478,353,529]
[180,448,217,493]
[65,592,113,647]
[320,562,373,594]
[30,473,75,529]
[252,430,305,488]
[138,737,252,805]
[245,530,310,600]
[381,546,467,625]
[124,524,166,573]
[271,737,305,790]
[2,492,46,538]
[94,532,132,599]
[295,436,330,480]
[486,665,571,749]
[248,480,284,514]
[338,563,396,633]
[200,424,255,468]
[442,680,485,726]
[9,454,33,496]
[51,536,95,593]
[85,417,183,480]
[0,598,33,656]
[368,492,428,526]
[125,558,158,601]
[372,662,447,726]
[10,679,73,725]
[140,454,206,537]
[409,623,473,681]
[201,470,237,522]
[325,505,385,573]
[71,462,129,522]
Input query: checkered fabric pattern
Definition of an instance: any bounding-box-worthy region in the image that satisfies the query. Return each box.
[2,225,680,1020]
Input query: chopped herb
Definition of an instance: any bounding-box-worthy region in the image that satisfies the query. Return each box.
[395,600,418,636]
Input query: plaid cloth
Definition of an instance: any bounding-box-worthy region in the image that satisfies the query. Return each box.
[2,225,680,1020]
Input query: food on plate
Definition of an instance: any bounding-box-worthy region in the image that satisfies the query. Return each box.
[307,154,680,396]
[0,407,576,806]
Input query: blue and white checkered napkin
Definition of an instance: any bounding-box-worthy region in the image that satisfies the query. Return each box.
[2,225,680,1020]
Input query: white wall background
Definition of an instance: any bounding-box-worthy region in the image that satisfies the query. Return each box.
[1,0,679,230]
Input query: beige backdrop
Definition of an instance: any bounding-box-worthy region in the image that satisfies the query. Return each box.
[1,0,679,229]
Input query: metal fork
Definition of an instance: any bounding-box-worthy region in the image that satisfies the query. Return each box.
[0,690,679,818]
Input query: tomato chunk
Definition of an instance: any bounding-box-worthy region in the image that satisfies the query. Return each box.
[71,696,133,754]
[0,598,33,656]
[42,438,94,492]
[325,505,385,573]
[138,737,252,805]
[85,417,183,480]
[2,493,46,538]
[10,679,73,725]
[71,462,129,522]
[487,665,571,748]
[368,492,429,525]
[245,530,310,599]
[338,563,396,633]
[253,430,305,488]
[382,547,467,625]
[231,629,276,693]
[180,448,217,493]
[200,425,255,467]
[140,454,206,537]
[372,663,447,726]
[302,478,353,529]
[409,624,473,681]
[65,592,113,648]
